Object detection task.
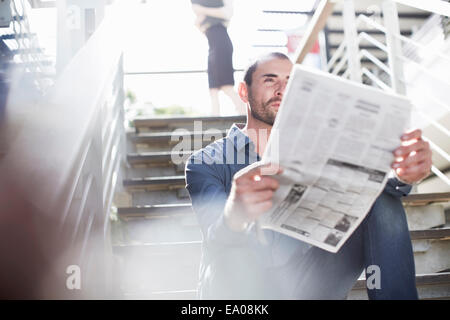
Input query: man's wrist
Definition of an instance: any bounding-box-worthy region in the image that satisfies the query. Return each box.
[393,169,423,186]
[224,203,250,232]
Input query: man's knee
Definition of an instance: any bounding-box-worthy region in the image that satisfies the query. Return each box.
[202,247,272,299]
[366,191,410,239]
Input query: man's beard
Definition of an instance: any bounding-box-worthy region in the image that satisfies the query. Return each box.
[248,92,281,126]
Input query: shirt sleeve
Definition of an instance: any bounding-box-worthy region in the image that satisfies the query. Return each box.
[185,152,249,247]
[383,177,412,198]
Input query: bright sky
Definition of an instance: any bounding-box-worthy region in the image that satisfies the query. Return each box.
[118,0,316,116]
[27,0,318,116]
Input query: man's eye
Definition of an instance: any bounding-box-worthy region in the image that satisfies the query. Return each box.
[264,78,274,83]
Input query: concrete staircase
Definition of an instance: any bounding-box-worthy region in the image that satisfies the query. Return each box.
[111,115,450,300]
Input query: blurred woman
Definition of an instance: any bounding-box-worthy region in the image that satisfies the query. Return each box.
[191,0,246,115]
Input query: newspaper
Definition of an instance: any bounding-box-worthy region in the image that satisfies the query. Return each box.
[259,64,412,253]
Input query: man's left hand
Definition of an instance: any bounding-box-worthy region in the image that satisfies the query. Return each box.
[391,129,432,184]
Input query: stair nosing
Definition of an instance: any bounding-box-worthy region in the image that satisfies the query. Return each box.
[402,192,450,206]
[353,272,450,290]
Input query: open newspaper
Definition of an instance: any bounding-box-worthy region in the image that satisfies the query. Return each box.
[259,64,412,253]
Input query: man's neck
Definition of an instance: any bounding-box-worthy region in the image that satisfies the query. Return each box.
[242,115,273,157]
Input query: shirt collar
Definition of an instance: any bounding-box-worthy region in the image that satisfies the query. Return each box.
[226,123,256,152]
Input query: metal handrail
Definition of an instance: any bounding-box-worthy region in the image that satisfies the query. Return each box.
[361,67,392,91]
[323,1,450,188]
[359,49,391,75]
[124,69,244,76]
[400,78,450,114]
[423,136,450,163]
[413,108,450,138]
[392,0,450,17]
[358,32,387,52]
[431,166,450,186]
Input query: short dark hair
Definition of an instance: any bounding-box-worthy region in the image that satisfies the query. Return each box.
[243,52,291,87]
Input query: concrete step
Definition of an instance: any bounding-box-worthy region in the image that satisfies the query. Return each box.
[348,272,450,300]
[130,130,228,153]
[117,203,450,240]
[411,227,450,274]
[118,203,192,218]
[130,129,228,145]
[117,210,450,245]
[410,228,450,241]
[133,115,245,133]
[127,150,192,166]
[113,241,201,293]
[402,192,450,206]
[123,289,197,300]
[114,239,450,300]
[117,214,200,244]
[123,175,186,191]
[130,190,190,206]
[116,200,450,272]
[403,192,450,230]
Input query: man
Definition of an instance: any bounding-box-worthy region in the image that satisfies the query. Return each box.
[185,52,432,299]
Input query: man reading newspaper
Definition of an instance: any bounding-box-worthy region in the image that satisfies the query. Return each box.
[185,52,432,299]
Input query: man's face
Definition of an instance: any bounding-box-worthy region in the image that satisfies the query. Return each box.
[247,58,293,126]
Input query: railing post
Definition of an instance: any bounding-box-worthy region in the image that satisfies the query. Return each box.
[343,0,362,82]
[382,0,406,94]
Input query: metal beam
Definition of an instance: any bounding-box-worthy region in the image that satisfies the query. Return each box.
[392,0,450,17]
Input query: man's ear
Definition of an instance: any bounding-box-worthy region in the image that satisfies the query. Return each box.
[238,82,249,104]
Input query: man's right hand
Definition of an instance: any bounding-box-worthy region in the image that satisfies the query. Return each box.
[224,163,283,232]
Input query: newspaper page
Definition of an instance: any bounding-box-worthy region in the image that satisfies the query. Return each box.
[259,64,412,253]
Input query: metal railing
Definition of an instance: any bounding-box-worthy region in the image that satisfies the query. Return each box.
[0,5,126,297]
[322,0,450,188]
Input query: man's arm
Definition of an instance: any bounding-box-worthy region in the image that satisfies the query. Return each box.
[186,152,282,244]
[185,152,248,246]
[191,0,233,20]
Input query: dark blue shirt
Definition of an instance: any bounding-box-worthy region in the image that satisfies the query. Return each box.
[185,123,412,293]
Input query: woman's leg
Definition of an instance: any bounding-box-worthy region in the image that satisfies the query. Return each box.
[221,85,246,115]
[209,88,220,116]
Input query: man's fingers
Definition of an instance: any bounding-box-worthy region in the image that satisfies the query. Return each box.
[235,175,279,192]
[402,160,431,175]
[401,128,422,141]
[246,200,273,217]
[396,161,431,183]
[250,163,283,177]
[240,189,274,204]
[392,148,431,168]
[394,140,429,158]
[234,162,282,179]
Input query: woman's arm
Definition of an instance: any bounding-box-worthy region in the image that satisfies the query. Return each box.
[194,13,207,33]
[192,0,233,20]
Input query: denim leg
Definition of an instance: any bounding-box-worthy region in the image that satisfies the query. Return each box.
[362,191,418,299]
[277,225,365,299]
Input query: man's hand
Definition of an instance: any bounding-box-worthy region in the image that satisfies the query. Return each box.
[224,163,283,232]
[391,129,432,184]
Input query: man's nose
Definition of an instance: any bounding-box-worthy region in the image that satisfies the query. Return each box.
[275,81,287,96]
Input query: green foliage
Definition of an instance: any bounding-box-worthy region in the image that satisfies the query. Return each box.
[153,104,193,116]
[125,89,137,105]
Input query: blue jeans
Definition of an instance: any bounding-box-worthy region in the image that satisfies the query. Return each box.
[272,190,418,299]
[200,191,418,300]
